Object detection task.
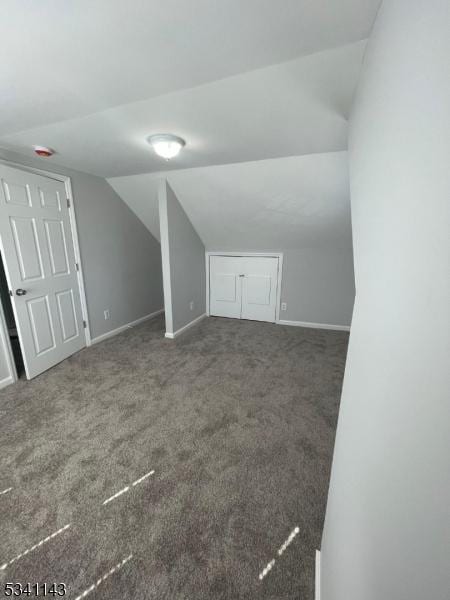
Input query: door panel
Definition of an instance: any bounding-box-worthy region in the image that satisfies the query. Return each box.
[244,275,272,305]
[214,274,237,302]
[10,217,44,281]
[2,181,32,207]
[27,296,56,355]
[209,255,242,319]
[0,163,85,379]
[241,257,278,322]
[38,186,61,210]
[44,219,70,276]
[56,289,79,342]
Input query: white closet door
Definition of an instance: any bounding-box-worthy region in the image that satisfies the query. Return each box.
[209,255,279,323]
[241,256,278,322]
[0,164,85,379]
[209,255,243,319]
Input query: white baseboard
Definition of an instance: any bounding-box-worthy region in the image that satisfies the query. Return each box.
[277,319,350,332]
[165,313,207,339]
[0,375,15,390]
[315,550,321,600]
[91,308,164,345]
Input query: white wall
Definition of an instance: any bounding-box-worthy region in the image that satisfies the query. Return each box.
[159,181,206,336]
[280,248,354,327]
[0,148,163,371]
[321,1,450,599]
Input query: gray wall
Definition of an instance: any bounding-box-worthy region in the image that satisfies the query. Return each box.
[0,148,163,345]
[280,248,354,327]
[321,1,450,599]
[159,180,206,335]
[70,173,163,339]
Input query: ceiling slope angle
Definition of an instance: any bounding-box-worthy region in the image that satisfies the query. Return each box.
[0,41,367,177]
[108,151,353,252]
[0,0,381,135]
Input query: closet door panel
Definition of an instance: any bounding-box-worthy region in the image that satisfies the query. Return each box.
[209,255,242,319]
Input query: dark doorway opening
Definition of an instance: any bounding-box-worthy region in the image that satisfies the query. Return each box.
[0,252,24,378]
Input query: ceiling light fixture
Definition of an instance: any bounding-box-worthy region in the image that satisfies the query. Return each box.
[147,134,185,160]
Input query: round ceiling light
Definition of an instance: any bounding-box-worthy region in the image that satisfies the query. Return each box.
[147,134,185,160]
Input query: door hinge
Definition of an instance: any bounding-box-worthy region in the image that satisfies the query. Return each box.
[75,262,79,271]
[83,320,87,329]
[67,198,71,208]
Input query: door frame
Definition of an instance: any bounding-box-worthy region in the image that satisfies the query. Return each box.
[205,251,284,323]
[0,160,91,387]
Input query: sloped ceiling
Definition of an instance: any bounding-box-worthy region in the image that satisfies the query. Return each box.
[0,0,380,177]
[1,41,365,177]
[103,38,362,253]
[1,0,379,132]
[1,1,379,253]
[109,152,352,251]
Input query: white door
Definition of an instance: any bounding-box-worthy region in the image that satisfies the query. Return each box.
[240,256,279,322]
[209,255,279,323]
[0,164,85,379]
[209,255,242,319]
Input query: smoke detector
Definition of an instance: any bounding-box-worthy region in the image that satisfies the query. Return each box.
[33,146,54,157]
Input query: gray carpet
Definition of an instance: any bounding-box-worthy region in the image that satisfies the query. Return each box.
[0,315,348,599]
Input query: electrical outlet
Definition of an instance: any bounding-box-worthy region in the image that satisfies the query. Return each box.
[189,301,194,311]
[281,302,287,312]
[104,309,110,320]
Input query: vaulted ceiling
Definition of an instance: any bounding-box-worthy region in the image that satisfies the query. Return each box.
[1,0,380,251]
[1,41,365,177]
[1,1,377,132]
[109,152,352,251]
[0,1,379,176]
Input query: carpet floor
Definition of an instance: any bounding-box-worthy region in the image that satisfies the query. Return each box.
[0,315,348,599]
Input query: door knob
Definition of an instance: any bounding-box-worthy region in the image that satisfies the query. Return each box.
[15,288,27,296]
[239,274,245,277]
